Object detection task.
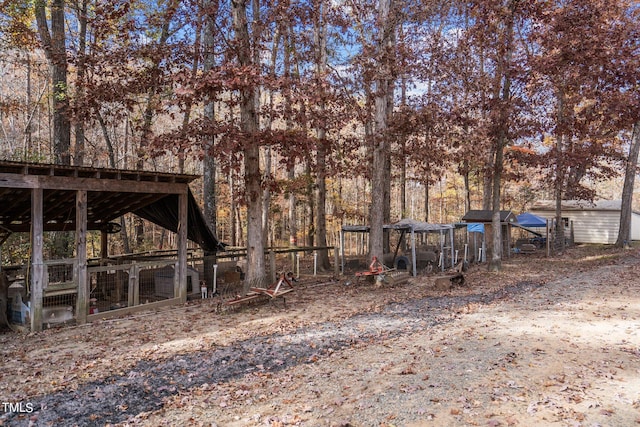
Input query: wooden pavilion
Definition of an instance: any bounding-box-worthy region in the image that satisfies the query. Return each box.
[0,161,220,331]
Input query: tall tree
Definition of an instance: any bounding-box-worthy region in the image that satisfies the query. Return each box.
[488,0,517,271]
[231,0,265,283]
[134,0,178,247]
[369,0,397,263]
[202,0,219,284]
[313,0,331,270]
[72,0,88,166]
[34,0,70,165]
[530,0,636,252]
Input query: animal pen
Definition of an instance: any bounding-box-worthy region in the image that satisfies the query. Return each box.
[0,161,221,332]
[340,219,468,276]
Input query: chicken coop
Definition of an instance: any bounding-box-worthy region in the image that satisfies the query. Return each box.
[0,161,221,331]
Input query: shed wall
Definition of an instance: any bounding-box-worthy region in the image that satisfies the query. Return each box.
[529,209,621,244]
[632,214,640,241]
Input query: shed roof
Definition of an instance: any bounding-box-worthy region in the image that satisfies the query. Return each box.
[342,218,454,234]
[461,210,516,223]
[531,200,622,211]
[0,160,221,252]
[385,218,454,232]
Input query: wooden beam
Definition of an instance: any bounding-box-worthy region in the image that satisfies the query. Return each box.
[175,192,188,303]
[0,173,189,194]
[75,190,88,324]
[30,188,44,332]
[100,230,108,258]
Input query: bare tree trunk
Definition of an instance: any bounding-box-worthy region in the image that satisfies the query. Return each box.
[489,143,504,271]
[232,0,265,282]
[313,0,331,270]
[399,41,408,219]
[462,160,471,213]
[315,142,330,268]
[262,27,281,248]
[203,1,217,234]
[369,0,396,263]
[482,149,494,211]
[177,5,203,174]
[201,0,219,285]
[305,161,315,248]
[424,176,430,223]
[288,167,297,247]
[262,147,272,247]
[35,0,71,165]
[283,28,298,249]
[554,85,567,253]
[136,0,177,171]
[616,121,640,248]
[383,82,394,253]
[229,167,237,246]
[98,112,130,254]
[132,1,178,248]
[25,54,33,153]
[488,0,515,272]
[73,0,87,166]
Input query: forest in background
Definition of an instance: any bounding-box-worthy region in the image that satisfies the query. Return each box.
[0,0,639,276]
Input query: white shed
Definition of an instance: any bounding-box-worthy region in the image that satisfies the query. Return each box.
[529,200,640,244]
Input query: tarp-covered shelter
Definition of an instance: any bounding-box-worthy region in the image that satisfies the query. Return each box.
[0,161,221,331]
[461,210,516,258]
[454,223,486,262]
[516,212,547,228]
[341,219,456,276]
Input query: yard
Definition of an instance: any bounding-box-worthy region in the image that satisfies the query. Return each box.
[1,245,639,426]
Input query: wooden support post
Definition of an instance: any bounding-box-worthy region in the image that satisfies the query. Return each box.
[269,250,276,282]
[340,229,345,274]
[175,191,188,303]
[449,228,455,269]
[334,247,339,277]
[128,265,139,307]
[30,188,44,332]
[203,251,216,290]
[290,251,295,274]
[76,190,88,324]
[100,229,108,259]
[410,229,417,277]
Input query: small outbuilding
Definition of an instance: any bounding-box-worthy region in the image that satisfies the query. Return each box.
[460,210,516,259]
[0,160,221,331]
[529,200,640,245]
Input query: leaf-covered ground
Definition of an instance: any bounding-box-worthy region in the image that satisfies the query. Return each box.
[1,245,639,426]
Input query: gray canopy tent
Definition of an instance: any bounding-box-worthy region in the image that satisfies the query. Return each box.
[340,218,456,276]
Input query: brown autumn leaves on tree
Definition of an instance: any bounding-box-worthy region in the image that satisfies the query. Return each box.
[0,0,638,274]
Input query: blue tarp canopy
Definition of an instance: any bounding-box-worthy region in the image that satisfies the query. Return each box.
[466,223,485,233]
[516,212,547,228]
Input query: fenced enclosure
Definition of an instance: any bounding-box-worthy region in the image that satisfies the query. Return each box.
[5,246,338,329]
[340,222,465,277]
[6,258,201,328]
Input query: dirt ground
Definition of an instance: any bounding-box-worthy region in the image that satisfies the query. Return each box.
[1,245,639,427]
